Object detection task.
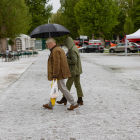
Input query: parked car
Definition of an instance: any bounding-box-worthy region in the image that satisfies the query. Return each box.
[74,37,102,47]
[78,45,104,53]
[133,43,140,48]
[109,43,138,53]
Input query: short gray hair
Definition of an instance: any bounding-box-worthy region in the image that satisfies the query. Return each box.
[46,38,56,44]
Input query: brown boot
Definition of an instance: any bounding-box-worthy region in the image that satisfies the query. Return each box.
[67,104,78,110]
[43,104,53,109]
[57,97,67,105]
[77,97,83,105]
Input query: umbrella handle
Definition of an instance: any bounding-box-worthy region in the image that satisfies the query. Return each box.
[49,32,51,38]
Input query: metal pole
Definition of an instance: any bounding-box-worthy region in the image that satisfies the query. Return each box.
[125,37,127,56]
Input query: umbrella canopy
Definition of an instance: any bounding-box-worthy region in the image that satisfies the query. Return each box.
[29,23,71,38]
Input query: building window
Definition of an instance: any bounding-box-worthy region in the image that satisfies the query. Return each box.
[35,40,42,50]
[25,38,29,49]
[30,40,34,48]
[16,38,22,51]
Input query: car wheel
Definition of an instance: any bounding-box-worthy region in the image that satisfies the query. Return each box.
[110,49,115,53]
[127,49,131,53]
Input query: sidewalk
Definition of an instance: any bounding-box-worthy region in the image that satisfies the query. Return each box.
[0,51,45,93]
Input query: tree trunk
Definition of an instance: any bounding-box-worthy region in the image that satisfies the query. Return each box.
[92,33,94,40]
[12,39,16,51]
[0,38,7,52]
[117,35,120,44]
[0,23,7,52]
[99,32,106,48]
[99,37,106,48]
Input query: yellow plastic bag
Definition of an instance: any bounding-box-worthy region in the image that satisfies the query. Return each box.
[50,98,56,106]
[50,79,59,106]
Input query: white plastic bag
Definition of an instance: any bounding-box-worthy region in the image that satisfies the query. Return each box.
[50,80,59,99]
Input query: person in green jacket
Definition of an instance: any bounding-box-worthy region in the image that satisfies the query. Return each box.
[57,37,84,105]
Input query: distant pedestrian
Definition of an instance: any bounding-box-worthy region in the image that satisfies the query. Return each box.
[43,38,78,110]
[57,37,84,106]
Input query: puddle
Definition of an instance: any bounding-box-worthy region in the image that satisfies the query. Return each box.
[108,67,140,72]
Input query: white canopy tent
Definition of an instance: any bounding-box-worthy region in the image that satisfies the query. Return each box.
[125,29,140,55]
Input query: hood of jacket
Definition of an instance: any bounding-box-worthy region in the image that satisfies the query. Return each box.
[64,37,75,50]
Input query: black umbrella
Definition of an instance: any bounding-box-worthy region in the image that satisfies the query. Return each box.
[29,23,71,38]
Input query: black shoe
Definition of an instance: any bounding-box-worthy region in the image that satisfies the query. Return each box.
[57,97,67,105]
[77,97,83,105]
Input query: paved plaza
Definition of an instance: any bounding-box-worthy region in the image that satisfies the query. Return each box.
[0,50,140,140]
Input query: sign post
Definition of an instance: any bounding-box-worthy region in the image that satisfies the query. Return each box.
[80,35,88,53]
[125,37,127,56]
[80,35,88,47]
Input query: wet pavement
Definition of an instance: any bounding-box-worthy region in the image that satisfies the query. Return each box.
[0,50,140,140]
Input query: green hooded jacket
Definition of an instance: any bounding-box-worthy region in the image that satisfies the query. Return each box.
[64,37,82,76]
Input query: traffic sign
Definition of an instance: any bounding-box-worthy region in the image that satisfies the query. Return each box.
[80,35,88,40]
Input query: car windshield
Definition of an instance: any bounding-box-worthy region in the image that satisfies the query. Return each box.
[117,44,122,46]
[117,43,129,46]
[133,43,139,46]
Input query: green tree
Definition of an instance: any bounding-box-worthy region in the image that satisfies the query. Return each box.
[0,0,31,52]
[50,11,61,24]
[75,0,119,47]
[25,0,53,35]
[112,0,127,43]
[49,10,67,45]
[128,0,140,31]
[8,39,14,46]
[124,16,134,34]
[60,0,80,39]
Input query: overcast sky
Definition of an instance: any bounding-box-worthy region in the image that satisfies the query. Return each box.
[48,0,61,13]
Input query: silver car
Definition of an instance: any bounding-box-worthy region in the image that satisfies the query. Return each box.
[109,43,138,53]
